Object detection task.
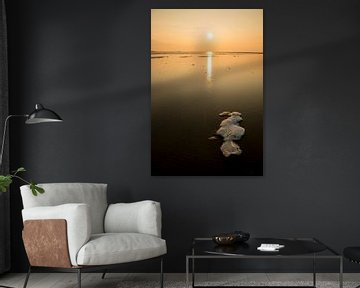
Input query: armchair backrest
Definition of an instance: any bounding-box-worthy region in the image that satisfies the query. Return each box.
[20,183,108,234]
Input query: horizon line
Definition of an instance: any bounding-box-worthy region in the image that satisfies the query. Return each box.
[151,50,263,54]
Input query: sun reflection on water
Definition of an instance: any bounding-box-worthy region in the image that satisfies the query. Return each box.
[206,51,213,82]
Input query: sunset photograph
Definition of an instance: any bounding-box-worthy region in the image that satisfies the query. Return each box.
[151,9,263,176]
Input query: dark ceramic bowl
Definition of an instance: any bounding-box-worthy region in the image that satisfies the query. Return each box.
[212,231,250,246]
[212,234,237,245]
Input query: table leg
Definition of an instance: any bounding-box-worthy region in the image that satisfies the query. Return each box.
[313,254,316,287]
[192,257,195,288]
[186,257,189,288]
[192,247,195,288]
[339,257,343,288]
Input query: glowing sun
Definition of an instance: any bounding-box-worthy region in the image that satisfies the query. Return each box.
[206,32,214,40]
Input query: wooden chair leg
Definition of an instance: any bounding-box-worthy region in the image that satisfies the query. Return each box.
[22,266,31,288]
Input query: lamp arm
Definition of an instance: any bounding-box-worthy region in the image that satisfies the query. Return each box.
[0,114,28,169]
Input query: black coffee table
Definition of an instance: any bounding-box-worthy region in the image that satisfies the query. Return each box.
[186,237,342,288]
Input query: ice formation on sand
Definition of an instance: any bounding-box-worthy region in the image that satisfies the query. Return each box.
[220,115,242,127]
[219,111,231,116]
[221,141,242,157]
[219,111,242,117]
[217,124,245,141]
[213,111,245,157]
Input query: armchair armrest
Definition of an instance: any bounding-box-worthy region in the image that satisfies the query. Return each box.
[104,200,162,237]
[22,203,91,266]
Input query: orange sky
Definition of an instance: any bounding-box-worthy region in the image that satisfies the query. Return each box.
[151,9,263,53]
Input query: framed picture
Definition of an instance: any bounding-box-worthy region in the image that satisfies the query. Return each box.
[151,9,263,176]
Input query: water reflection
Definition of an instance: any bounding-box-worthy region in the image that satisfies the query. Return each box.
[151,52,263,175]
[207,51,213,82]
[151,52,263,91]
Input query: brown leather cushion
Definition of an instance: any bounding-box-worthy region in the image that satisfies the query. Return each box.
[23,219,72,268]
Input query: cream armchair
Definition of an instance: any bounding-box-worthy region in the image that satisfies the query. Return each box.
[20,183,166,288]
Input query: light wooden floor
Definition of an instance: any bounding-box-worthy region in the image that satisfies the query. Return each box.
[0,273,358,288]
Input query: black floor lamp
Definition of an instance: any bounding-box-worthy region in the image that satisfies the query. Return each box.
[0,103,63,167]
[0,103,62,288]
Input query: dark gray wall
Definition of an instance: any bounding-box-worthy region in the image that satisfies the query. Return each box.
[0,0,10,274]
[5,0,360,272]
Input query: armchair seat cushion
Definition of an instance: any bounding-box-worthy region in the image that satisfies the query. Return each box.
[76,233,167,266]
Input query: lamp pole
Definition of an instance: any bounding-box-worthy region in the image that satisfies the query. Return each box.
[0,114,28,169]
[0,115,28,288]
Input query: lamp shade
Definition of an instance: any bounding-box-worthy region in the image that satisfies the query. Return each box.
[25,104,63,124]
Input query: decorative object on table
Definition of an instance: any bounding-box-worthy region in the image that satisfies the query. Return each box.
[151,9,263,176]
[213,233,238,245]
[0,103,63,194]
[257,243,285,252]
[20,183,167,288]
[212,230,250,245]
[233,230,250,242]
